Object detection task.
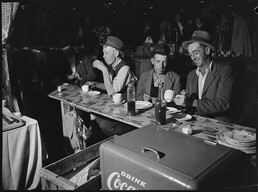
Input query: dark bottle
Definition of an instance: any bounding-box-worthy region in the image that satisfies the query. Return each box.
[155,83,166,125]
[127,82,135,115]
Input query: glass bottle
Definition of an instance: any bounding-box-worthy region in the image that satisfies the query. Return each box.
[155,83,166,125]
[127,82,135,115]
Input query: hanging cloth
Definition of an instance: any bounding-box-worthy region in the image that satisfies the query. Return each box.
[2,2,19,45]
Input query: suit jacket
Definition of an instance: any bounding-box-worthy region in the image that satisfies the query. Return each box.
[186,61,233,119]
[136,69,181,100]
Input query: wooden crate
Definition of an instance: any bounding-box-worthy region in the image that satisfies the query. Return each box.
[40,137,112,190]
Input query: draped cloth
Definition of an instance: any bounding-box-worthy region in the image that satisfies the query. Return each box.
[2,2,19,45]
[231,15,252,57]
[2,116,48,190]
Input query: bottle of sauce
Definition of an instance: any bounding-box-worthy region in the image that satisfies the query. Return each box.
[127,82,135,115]
[155,83,166,125]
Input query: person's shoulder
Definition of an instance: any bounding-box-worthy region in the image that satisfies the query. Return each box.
[186,68,197,78]
[139,69,152,78]
[166,71,181,78]
[213,61,232,70]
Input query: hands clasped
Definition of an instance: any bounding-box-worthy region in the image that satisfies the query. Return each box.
[67,72,81,80]
[174,90,187,106]
[174,94,186,106]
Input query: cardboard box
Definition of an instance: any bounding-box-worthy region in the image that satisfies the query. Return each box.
[100,124,241,190]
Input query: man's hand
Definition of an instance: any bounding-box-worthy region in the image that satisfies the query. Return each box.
[93,60,107,72]
[143,93,152,102]
[174,94,186,106]
[67,72,81,80]
[143,93,157,103]
[85,81,96,86]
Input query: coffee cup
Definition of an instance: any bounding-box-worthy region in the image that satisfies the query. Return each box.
[82,84,89,92]
[57,85,62,92]
[164,90,174,102]
[112,93,122,104]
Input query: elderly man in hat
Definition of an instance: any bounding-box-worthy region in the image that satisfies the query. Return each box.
[86,36,136,95]
[136,43,181,102]
[174,30,234,121]
[85,36,137,137]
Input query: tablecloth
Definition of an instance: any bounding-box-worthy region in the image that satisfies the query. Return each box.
[2,116,48,190]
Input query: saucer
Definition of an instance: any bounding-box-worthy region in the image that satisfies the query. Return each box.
[166,107,181,113]
[87,91,101,96]
[111,100,125,105]
[174,113,192,121]
[123,101,153,110]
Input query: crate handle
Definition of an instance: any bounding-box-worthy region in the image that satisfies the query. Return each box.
[141,147,165,159]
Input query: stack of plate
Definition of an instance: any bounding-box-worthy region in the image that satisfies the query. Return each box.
[216,129,256,154]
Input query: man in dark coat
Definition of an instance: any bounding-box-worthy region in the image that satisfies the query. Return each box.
[174,30,234,122]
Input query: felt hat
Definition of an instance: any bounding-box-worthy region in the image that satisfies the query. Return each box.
[151,43,170,56]
[102,36,125,58]
[182,30,216,51]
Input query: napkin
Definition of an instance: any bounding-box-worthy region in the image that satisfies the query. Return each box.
[2,107,25,131]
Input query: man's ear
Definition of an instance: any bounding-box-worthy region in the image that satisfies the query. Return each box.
[114,49,119,57]
[205,47,211,55]
[151,57,155,65]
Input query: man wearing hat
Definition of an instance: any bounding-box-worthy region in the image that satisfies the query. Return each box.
[86,36,136,96]
[85,36,137,137]
[174,30,234,121]
[136,43,181,102]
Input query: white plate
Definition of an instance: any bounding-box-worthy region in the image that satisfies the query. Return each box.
[174,114,192,121]
[216,133,256,154]
[224,130,256,143]
[111,100,125,105]
[166,107,181,113]
[124,101,153,110]
[62,83,69,86]
[87,91,101,96]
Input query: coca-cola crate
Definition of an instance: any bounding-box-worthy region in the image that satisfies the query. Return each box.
[40,137,112,190]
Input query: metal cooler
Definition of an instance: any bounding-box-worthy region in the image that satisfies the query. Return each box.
[100,124,241,190]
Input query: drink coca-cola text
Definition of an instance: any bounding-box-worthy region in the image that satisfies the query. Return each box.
[107,171,147,190]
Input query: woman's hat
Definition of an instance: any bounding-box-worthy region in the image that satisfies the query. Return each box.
[182,30,216,51]
[102,36,125,58]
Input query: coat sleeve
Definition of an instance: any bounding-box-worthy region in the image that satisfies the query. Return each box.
[136,72,145,100]
[171,72,181,95]
[163,72,181,95]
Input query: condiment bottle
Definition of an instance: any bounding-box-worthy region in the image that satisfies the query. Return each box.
[127,82,135,115]
[155,83,166,125]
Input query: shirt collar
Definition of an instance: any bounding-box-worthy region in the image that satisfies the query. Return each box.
[111,58,122,70]
[195,61,213,76]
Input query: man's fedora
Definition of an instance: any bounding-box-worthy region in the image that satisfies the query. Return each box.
[102,36,125,58]
[182,30,216,51]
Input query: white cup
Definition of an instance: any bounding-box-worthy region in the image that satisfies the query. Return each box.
[57,85,62,92]
[2,99,6,107]
[164,90,174,102]
[112,93,122,104]
[82,84,89,92]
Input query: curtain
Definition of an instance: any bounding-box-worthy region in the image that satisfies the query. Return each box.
[2,2,19,45]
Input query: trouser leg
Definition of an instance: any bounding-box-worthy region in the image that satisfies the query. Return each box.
[96,116,120,137]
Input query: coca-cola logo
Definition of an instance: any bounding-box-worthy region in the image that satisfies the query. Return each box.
[107,171,147,190]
